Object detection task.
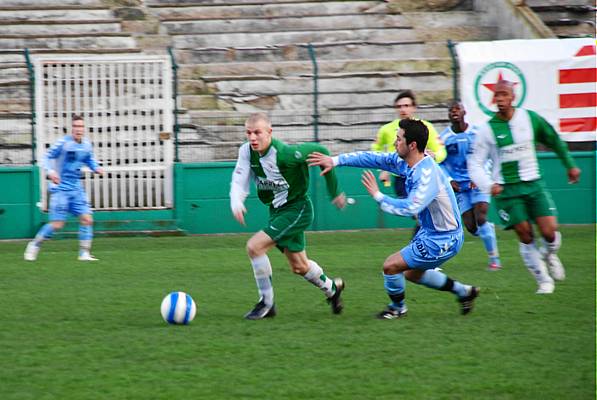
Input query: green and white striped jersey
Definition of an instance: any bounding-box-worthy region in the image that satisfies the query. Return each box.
[230,138,340,209]
[468,108,576,193]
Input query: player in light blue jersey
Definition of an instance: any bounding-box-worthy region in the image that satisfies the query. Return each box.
[439,100,501,270]
[308,119,479,318]
[24,115,104,261]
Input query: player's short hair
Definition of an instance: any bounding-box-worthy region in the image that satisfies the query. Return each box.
[72,114,84,122]
[448,99,463,109]
[245,112,271,128]
[399,119,428,152]
[394,90,417,106]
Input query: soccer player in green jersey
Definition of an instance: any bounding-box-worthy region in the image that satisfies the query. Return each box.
[230,113,347,319]
[468,80,581,294]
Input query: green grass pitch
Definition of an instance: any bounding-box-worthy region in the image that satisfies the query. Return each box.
[0,226,594,399]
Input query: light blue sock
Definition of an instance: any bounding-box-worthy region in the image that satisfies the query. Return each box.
[477,222,500,263]
[383,273,406,309]
[418,269,470,298]
[79,225,93,255]
[33,223,55,246]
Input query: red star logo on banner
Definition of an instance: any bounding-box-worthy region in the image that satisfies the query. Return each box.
[482,71,519,103]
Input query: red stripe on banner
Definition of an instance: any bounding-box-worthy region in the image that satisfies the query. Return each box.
[575,45,596,57]
[559,93,597,108]
[560,117,597,132]
[559,68,597,84]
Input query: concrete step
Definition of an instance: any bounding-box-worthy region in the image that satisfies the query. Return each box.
[0,34,137,50]
[0,0,105,8]
[174,41,451,64]
[181,89,452,112]
[171,25,494,49]
[0,22,122,36]
[0,9,114,21]
[164,14,410,35]
[184,107,449,126]
[174,28,415,49]
[179,58,452,79]
[0,66,28,80]
[153,1,393,21]
[200,72,450,96]
[146,0,348,6]
[548,22,596,37]
[526,0,595,6]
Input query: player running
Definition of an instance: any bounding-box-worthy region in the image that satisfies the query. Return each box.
[230,113,346,320]
[439,100,501,270]
[309,119,479,319]
[468,80,581,294]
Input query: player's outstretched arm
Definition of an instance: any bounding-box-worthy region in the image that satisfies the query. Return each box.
[307,152,335,175]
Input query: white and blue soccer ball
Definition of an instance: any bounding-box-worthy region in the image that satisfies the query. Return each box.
[160,291,197,325]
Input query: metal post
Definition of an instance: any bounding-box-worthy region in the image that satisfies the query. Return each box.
[447,40,459,100]
[24,48,36,164]
[167,46,180,162]
[307,43,319,142]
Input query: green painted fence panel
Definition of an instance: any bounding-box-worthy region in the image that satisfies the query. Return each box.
[1,152,594,239]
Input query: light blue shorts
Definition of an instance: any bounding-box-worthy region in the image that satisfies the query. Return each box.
[456,188,490,214]
[49,189,92,221]
[400,229,464,270]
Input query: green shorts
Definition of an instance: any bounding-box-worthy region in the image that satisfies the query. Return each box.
[494,180,557,229]
[263,198,313,253]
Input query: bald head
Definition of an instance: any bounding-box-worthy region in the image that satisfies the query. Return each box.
[495,80,514,94]
[493,80,515,119]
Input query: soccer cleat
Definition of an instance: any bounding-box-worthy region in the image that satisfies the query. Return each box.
[78,252,99,261]
[458,286,480,315]
[376,306,408,320]
[327,277,345,314]
[543,253,566,281]
[244,300,276,320]
[24,241,40,261]
[488,261,502,271]
[536,281,555,294]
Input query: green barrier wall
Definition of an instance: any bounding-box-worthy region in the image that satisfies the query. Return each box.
[1,152,594,239]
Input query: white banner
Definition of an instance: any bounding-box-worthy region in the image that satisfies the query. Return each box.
[456,38,596,142]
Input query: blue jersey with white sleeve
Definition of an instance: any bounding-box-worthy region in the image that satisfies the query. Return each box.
[335,151,461,234]
[43,135,100,191]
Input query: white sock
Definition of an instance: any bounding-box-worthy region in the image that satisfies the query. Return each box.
[250,255,274,307]
[541,231,561,255]
[519,242,553,285]
[303,260,335,298]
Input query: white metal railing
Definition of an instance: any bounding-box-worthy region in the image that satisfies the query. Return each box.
[33,55,174,210]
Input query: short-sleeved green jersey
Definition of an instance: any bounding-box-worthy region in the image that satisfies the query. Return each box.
[231,138,340,209]
[468,109,577,193]
[371,118,447,163]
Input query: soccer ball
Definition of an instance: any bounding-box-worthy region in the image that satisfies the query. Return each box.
[160,291,197,325]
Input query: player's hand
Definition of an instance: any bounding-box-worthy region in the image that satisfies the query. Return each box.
[568,167,581,184]
[48,171,60,185]
[96,167,104,176]
[307,152,334,175]
[490,183,503,197]
[332,192,346,209]
[450,180,461,192]
[232,205,247,226]
[378,170,390,185]
[361,170,380,197]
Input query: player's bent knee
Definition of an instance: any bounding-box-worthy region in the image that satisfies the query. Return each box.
[383,261,399,275]
[51,221,65,230]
